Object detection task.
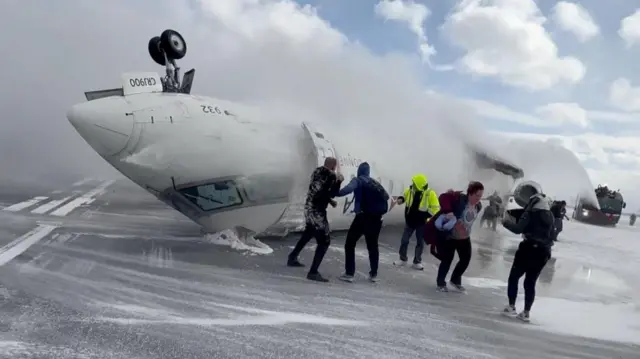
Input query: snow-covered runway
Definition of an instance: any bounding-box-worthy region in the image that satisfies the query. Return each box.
[0,179,638,358]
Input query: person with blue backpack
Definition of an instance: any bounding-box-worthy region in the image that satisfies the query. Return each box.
[334,162,390,283]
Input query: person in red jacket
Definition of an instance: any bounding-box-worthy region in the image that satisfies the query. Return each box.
[425,190,455,260]
[424,181,484,292]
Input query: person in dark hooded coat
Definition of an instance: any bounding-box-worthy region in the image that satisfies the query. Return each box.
[334,162,389,283]
[287,157,342,282]
[501,193,555,322]
[550,200,568,241]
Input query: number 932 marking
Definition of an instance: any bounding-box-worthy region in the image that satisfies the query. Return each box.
[201,105,223,114]
[129,78,156,87]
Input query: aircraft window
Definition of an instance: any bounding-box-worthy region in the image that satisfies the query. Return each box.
[179,180,243,211]
[241,174,293,202]
[315,132,325,139]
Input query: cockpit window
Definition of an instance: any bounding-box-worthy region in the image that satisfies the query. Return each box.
[179,180,243,211]
[240,174,293,202]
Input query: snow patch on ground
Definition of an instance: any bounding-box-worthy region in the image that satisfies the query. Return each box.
[204,229,273,255]
[567,265,630,292]
[0,341,27,354]
[0,340,95,358]
[523,296,640,346]
[91,300,367,327]
[464,277,507,289]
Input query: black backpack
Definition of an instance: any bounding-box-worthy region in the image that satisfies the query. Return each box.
[360,178,389,215]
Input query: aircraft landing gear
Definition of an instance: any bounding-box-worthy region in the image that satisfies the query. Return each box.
[160,30,187,60]
[147,29,193,93]
[148,36,166,66]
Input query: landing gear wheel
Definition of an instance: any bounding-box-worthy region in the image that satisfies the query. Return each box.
[160,29,187,60]
[148,36,165,66]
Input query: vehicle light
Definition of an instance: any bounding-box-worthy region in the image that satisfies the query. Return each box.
[582,209,589,216]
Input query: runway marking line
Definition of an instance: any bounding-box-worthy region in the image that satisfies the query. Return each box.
[50,180,115,217]
[0,224,58,267]
[2,196,49,212]
[31,196,75,215]
[2,179,113,215]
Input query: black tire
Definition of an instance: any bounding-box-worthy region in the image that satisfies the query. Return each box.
[160,29,187,60]
[148,36,165,66]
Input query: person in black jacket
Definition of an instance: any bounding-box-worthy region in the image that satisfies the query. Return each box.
[550,200,568,241]
[501,193,555,322]
[287,157,342,282]
[334,162,390,283]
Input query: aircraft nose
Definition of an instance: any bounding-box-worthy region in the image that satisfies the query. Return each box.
[67,97,134,157]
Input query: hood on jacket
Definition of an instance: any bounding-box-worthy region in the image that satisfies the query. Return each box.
[357,162,370,177]
[529,193,551,211]
[411,174,428,190]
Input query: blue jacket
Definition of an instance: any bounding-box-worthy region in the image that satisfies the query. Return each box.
[435,215,456,231]
[336,162,389,214]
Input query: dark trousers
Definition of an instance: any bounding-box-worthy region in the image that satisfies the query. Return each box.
[507,241,550,311]
[436,238,472,287]
[552,218,563,241]
[344,213,383,277]
[288,223,331,275]
[399,224,425,264]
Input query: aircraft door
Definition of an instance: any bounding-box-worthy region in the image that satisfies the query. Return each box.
[301,122,336,166]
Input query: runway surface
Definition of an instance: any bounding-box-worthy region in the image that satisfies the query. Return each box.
[0,178,639,358]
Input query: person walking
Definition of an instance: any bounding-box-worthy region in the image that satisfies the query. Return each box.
[393,174,440,270]
[287,157,343,282]
[501,193,556,322]
[434,181,484,292]
[334,162,389,283]
[482,191,503,231]
[550,200,568,241]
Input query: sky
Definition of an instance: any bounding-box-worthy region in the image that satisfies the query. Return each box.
[2,0,639,209]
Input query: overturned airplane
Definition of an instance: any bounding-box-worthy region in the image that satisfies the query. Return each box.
[67,29,534,237]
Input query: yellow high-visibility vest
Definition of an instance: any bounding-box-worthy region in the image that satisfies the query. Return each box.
[402,173,440,216]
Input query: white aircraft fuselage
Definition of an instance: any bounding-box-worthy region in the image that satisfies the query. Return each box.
[66,30,536,238]
[68,71,414,235]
